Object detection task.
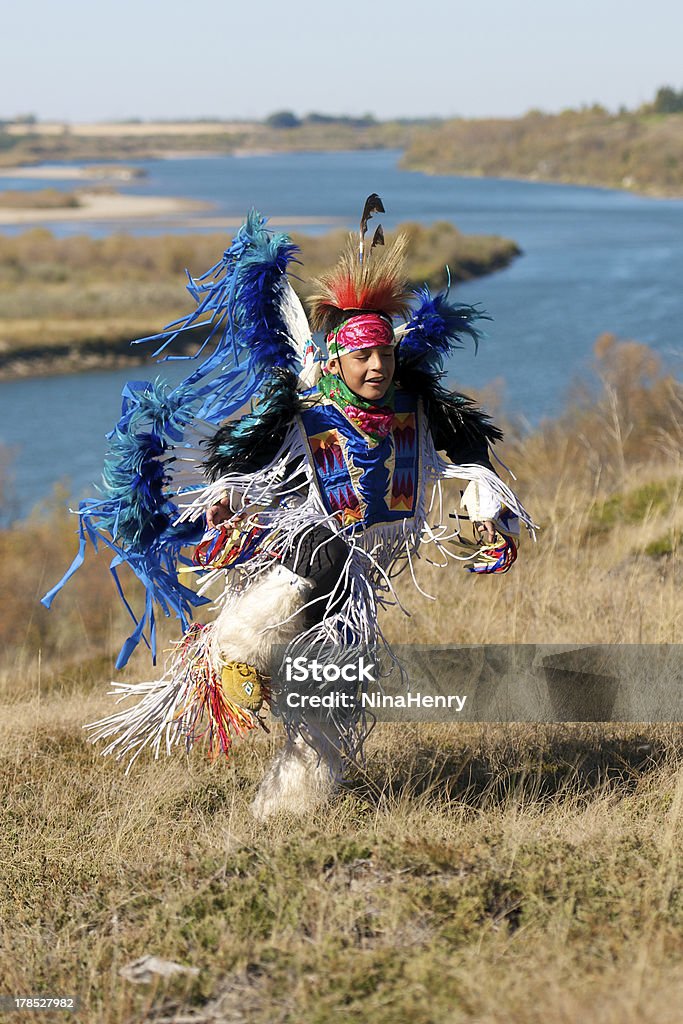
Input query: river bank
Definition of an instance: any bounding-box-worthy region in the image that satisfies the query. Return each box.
[0,334,188,380]
[0,119,416,173]
[0,163,146,180]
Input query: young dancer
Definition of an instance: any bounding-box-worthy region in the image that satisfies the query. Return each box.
[43,197,534,817]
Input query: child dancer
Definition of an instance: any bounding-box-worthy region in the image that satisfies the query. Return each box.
[44,197,534,817]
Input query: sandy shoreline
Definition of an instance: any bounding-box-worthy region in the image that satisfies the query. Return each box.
[4,120,252,137]
[0,164,149,180]
[0,189,344,228]
[0,192,211,225]
[0,164,345,227]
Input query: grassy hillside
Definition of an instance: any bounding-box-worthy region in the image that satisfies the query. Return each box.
[0,223,520,376]
[402,108,683,197]
[0,336,681,1022]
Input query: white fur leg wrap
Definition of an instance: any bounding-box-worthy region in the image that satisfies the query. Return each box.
[250,722,343,819]
[213,565,313,676]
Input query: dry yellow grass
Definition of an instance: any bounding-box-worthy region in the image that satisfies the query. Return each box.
[2,704,682,1023]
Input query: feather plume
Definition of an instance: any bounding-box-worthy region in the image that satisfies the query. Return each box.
[371,225,385,249]
[308,233,412,334]
[398,286,490,374]
[359,193,385,262]
[360,193,385,236]
[278,279,313,362]
[395,288,500,460]
[133,210,302,423]
[42,212,308,667]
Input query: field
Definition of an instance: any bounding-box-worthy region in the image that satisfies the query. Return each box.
[3,712,683,1024]
[0,333,681,1021]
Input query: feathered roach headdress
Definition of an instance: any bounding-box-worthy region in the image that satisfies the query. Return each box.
[308,194,413,358]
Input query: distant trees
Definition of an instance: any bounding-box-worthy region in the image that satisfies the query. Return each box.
[305,112,376,127]
[263,110,377,129]
[652,86,683,114]
[525,90,683,119]
[264,110,301,129]
[0,133,20,152]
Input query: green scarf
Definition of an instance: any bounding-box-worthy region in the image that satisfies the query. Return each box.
[318,374,396,442]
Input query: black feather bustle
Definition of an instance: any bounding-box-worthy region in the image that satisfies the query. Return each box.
[203,368,302,480]
[395,362,503,466]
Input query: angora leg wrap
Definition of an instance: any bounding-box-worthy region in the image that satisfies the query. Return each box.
[217,566,346,819]
[250,720,343,820]
[214,564,313,674]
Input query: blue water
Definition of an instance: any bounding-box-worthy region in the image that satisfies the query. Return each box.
[0,150,681,515]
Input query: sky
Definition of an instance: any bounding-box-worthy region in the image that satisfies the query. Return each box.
[3,0,682,122]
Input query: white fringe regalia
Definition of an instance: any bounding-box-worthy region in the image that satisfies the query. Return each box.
[87,393,534,780]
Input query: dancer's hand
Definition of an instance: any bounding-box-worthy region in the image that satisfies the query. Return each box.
[475,520,496,544]
[206,496,232,529]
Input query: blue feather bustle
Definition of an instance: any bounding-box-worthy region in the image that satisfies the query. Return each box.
[43,212,305,667]
[203,367,301,480]
[136,211,301,422]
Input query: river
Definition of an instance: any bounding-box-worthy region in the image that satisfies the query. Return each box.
[0,150,681,516]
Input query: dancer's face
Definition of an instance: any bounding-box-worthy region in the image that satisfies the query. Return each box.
[328,345,395,402]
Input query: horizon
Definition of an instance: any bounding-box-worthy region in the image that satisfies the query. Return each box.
[4,94,677,127]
